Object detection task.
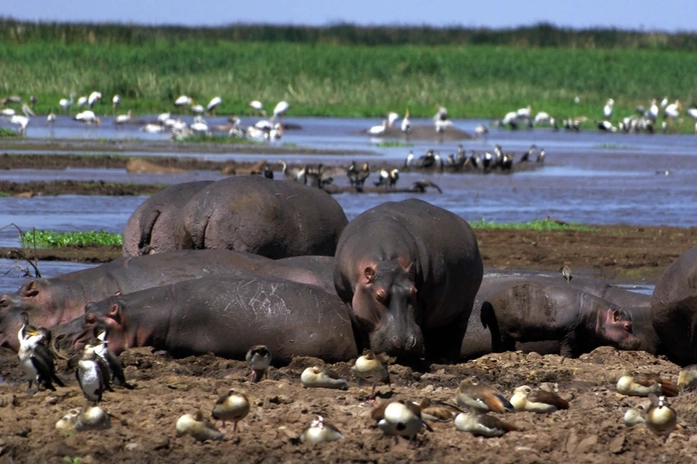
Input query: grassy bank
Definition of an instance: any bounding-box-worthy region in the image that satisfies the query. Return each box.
[1,23,696,126]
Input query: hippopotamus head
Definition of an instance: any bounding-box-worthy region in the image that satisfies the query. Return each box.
[351,259,425,357]
[589,301,641,351]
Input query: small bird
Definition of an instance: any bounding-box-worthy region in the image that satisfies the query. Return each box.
[417,398,463,423]
[623,405,647,427]
[616,372,679,397]
[248,100,266,116]
[174,95,193,108]
[367,119,388,136]
[410,179,443,194]
[603,98,614,120]
[536,148,546,164]
[59,93,75,112]
[17,312,64,393]
[455,377,514,414]
[300,415,344,444]
[374,400,433,442]
[646,394,678,442]
[352,349,390,399]
[678,364,697,391]
[176,411,224,442]
[454,412,517,437]
[91,326,134,389]
[388,169,399,188]
[87,91,102,109]
[509,385,569,413]
[401,109,411,134]
[114,110,133,125]
[212,389,250,433]
[55,408,81,430]
[301,366,349,390]
[76,340,113,404]
[112,94,120,111]
[75,406,113,432]
[246,345,272,382]
[273,100,290,120]
[520,144,536,162]
[374,168,390,187]
[561,262,572,283]
[355,162,371,190]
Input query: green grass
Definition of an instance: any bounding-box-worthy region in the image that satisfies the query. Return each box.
[376,141,414,148]
[1,24,696,132]
[470,218,598,232]
[0,128,20,137]
[173,134,261,144]
[21,230,122,248]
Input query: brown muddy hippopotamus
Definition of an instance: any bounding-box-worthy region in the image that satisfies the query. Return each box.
[180,176,348,258]
[481,281,641,357]
[460,273,656,360]
[651,246,697,365]
[334,198,483,360]
[55,276,358,363]
[122,180,213,256]
[0,250,331,351]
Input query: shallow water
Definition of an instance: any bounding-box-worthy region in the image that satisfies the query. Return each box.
[1,115,696,254]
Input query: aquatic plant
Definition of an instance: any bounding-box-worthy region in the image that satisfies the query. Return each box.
[20,230,123,248]
[470,218,598,232]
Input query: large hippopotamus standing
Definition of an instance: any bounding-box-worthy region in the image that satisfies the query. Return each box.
[58,276,358,363]
[0,250,331,351]
[334,198,483,360]
[651,246,697,365]
[180,176,348,258]
[481,281,641,357]
[123,180,213,256]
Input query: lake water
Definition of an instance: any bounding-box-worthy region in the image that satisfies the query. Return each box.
[0,114,695,290]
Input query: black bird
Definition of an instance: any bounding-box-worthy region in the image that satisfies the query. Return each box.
[76,340,113,404]
[374,168,390,187]
[92,325,134,389]
[355,163,370,191]
[347,161,359,187]
[388,169,399,188]
[536,148,546,164]
[416,150,435,169]
[262,163,274,179]
[520,144,536,162]
[410,179,443,194]
[17,312,64,393]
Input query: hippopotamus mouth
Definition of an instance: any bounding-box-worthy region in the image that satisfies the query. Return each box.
[603,308,641,350]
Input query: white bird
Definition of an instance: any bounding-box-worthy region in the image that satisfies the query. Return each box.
[603,98,614,120]
[273,100,290,119]
[517,105,532,119]
[114,110,133,125]
[647,99,659,122]
[433,104,448,122]
[533,111,551,126]
[157,112,171,124]
[367,119,388,135]
[87,91,102,109]
[664,100,682,121]
[1,108,15,116]
[207,96,222,115]
[387,112,399,128]
[59,93,75,112]
[141,123,165,133]
[75,110,100,125]
[46,113,56,126]
[112,95,120,110]
[191,104,205,115]
[189,116,209,133]
[9,115,30,134]
[660,96,669,108]
[686,105,697,121]
[174,95,193,107]
[401,108,411,133]
[76,96,88,108]
[249,100,266,116]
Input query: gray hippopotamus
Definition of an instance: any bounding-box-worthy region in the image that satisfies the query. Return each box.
[0,250,331,351]
[123,180,213,256]
[58,276,358,363]
[277,255,336,294]
[651,246,697,365]
[334,198,483,360]
[180,176,348,258]
[480,281,641,357]
[460,273,655,360]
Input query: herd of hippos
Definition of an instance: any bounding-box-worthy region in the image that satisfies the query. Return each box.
[3,174,697,443]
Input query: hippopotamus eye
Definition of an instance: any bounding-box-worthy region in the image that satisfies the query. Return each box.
[409,286,417,298]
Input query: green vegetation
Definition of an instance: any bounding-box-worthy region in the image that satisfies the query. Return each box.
[0,128,20,137]
[377,141,414,148]
[0,21,695,131]
[0,192,10,197]
[21,230,122,248]
[470,218,598,232]
[173,134,261,144]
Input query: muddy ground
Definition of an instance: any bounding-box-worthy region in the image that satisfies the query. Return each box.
[1,152,697,463]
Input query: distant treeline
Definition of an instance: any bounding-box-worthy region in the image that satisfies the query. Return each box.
[2,18,697,49]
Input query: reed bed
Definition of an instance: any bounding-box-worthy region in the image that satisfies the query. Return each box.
[1,23,695,124]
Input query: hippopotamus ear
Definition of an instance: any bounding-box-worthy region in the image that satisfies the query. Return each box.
[107,303,123,325]
[20,280,39,297]
[403,262,415,279]
[364,267,376,284]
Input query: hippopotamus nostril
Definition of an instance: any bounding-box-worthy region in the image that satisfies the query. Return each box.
[407,335,417,349]
[391,336,402,349]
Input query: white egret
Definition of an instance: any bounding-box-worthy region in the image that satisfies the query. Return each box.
[75,110,100,125]
[76,96,88,108]
[207,96,222,115]
[115,110,133,125]
[112,95,121,110]
[59,93,75,112]
[367,120,388,135]
[273,100,290,119]
[174,95,193,107]
[248,100,266,116]
[401,109,411,133]
[603,98,614,120]
[9,114,29,134]
[191,104,205,115]
[88,91,102,108]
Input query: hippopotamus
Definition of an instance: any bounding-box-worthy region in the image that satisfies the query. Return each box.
[334,198,483,360]
[277,255,336,294]
[56,276,358,363]
[123,180,213,256]
[460,273,656,360]
[0,250,331,351]
[480,281,641,357]
[651,246,697,365]
[180,176,348,258]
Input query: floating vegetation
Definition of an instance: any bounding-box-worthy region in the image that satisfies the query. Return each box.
[470,218,598,232]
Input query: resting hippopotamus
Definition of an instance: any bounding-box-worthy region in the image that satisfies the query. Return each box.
[180,176,348,258]
[481,281,641,357]
[651,246,697,365]
[334,198,483,360]
[123,180,213,256]
[0,250,331,351]
[277,255,336,294]
[460,273,656,360]
[58,276,358,363]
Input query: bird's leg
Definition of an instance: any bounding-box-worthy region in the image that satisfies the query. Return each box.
[232,421,238,433]
[369,382,378,401]
[27,380,36,395]
[220,420,227,434]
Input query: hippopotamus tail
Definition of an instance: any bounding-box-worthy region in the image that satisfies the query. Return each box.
[480,301,495,329]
